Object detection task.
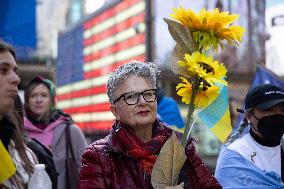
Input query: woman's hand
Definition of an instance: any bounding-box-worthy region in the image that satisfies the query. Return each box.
[165,182,184,189]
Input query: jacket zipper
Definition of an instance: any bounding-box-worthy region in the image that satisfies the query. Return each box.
[144,172,147,180]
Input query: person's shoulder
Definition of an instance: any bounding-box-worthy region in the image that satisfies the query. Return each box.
[216,143,255,173]
[84,135,111,155]
[218,146,242,160]
[82,137,111,165]
[92,135,111,148]
[64,123,86,142]
[68,122,83,132]
[228,133,250,148]
[227,134,252,156]
[26,138,53,157]
[215,147,247,178]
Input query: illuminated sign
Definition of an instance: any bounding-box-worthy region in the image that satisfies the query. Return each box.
[57,0,146,131]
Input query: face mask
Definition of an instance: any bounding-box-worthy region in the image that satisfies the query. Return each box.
[256,114,284,145]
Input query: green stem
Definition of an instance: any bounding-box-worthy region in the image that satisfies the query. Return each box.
[174,76,202,186]
[181,76,202,147]
[175,49,203,186]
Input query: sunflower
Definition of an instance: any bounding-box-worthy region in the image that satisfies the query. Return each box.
[177,52,227,86]
[176,77,220,108]
[171,7,245,51]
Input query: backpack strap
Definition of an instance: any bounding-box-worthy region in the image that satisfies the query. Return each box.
[65,124,76,161]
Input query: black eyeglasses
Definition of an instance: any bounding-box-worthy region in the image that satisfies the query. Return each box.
[114,89,157,105]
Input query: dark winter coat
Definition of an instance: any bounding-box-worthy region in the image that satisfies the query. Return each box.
[79,121,221,189]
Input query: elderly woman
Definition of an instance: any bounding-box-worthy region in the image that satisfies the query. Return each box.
[79,61,221,189]
[23,76,87,189]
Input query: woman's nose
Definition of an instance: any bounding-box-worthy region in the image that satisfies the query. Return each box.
[35,96,43,102]
[11,71,21,85]
[137,94,147,104]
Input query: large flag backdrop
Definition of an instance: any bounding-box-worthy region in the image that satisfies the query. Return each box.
[56,0,146,133]
[233,65,284,134]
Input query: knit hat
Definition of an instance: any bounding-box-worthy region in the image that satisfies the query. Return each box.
[25,76,56,106]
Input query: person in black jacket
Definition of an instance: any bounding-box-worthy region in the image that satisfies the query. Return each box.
[14,94,58,189]
[26,138,58,189]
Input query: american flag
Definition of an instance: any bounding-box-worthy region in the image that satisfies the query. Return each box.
[56,0,146,133]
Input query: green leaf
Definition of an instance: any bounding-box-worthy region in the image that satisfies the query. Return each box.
[163,18,198,55]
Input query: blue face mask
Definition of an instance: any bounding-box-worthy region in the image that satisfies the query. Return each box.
[254,114,284,145]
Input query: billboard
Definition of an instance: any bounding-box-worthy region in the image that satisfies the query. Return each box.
[56,0,146,132]
[266,0,284,76]
[0,0,36,60]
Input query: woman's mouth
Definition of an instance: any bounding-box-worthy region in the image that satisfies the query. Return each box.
[7,90,18,98]
[137,110,150,116]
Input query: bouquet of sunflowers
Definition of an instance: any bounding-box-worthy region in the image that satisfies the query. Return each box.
[151,6,245,188]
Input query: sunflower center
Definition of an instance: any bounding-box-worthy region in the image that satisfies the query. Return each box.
[202,85,208,91]
[201,79,211,90]
[197,62,214,73]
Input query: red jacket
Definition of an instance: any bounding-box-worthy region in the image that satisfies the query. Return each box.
[79,122,221,189]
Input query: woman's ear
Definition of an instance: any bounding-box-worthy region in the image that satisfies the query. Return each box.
[110,105,120,120]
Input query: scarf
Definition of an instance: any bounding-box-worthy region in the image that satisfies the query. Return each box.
[26,109,68,130]
[115,120,168,175]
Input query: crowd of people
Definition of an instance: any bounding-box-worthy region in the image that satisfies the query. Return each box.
[0,40,283,189]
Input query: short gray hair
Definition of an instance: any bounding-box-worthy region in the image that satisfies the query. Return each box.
[107,60,159,104]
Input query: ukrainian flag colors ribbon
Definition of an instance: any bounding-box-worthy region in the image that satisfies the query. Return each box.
[197,85,232,143]
[0,140,16,183]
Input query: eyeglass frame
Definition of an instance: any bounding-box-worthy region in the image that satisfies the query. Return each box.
[113,88,157,105]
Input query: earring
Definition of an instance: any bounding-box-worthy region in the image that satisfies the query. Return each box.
[113,120,121,132]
